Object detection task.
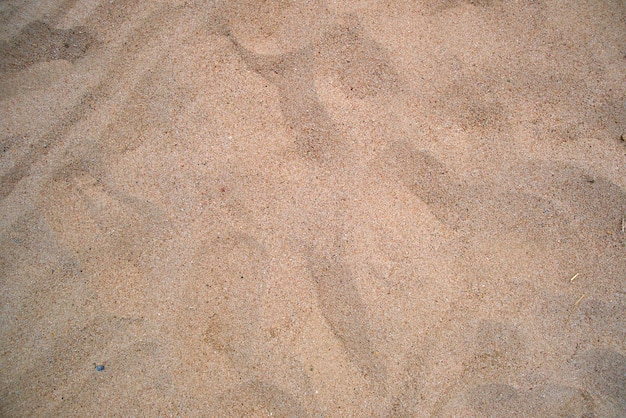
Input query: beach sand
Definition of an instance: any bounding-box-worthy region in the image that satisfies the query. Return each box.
[1,0,625,416]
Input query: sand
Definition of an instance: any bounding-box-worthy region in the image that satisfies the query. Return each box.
[1,0,625,416]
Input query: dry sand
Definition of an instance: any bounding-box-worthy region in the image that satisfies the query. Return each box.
[1,0,625,416]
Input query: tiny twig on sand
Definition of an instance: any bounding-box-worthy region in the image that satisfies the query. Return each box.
[574,294,586,306]
[570,273,579,282]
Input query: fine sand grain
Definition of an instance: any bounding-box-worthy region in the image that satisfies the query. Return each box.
[1,0,625,416]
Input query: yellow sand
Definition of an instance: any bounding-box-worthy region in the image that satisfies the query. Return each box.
[1,1,625,416]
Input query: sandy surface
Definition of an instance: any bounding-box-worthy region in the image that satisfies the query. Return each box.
[1,0,625,416]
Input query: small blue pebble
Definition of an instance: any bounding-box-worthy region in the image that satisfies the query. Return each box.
[95,365,105,371]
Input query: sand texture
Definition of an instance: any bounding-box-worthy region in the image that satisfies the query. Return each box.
[1,0,625,416]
